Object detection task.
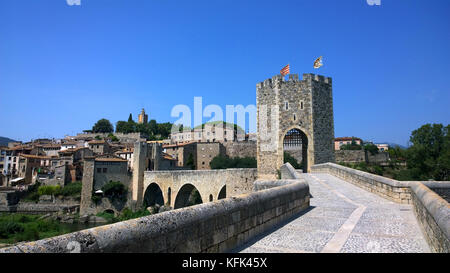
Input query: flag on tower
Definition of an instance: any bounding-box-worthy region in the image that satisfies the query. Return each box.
[313,56,323,69]
[280,64,290,76]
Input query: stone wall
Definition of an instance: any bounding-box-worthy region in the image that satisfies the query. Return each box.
[0,190,22,206]
[409,182,450,253]
[0,164,309,253]
[334,150,366,163]
[311,162,450,253]
[334,150,390,164]
[0,202,78,214]
[367,152,389,164]
[311,163,412,204]
[222,141,256,158]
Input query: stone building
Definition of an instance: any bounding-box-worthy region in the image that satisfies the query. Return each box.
[334,137,363,150]
[163,142,197,168]
[170,123,236,144]
[138,108,148,124]
[256,73,335,178]
[196,142,225,170]
[80,156,131,215]
[88,140,111,155]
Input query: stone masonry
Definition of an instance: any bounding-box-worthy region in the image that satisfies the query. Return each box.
[256,73,335,179]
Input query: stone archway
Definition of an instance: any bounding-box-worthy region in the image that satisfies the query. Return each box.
[143,183,164,208]
[218,185,226,200]
[174,184,203,209]
[283,128,309,173]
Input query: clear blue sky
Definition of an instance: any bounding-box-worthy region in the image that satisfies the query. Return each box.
[0,0,449,146]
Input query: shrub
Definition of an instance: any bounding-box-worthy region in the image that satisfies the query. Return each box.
[15,227,39,242]
[283,152,302,169]
[91,195,102,204]
[210,155,257,169]
[102,181,128,202]
[0,222,24,238]
[37,185,61,196]
[60,181,82,197]
[117,208,150,221]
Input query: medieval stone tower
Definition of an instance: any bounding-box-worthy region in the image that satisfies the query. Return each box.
[256,73,335,179]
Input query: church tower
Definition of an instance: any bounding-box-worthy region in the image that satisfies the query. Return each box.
[138,108,148,124]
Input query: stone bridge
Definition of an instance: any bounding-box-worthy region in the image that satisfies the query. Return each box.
[142,168,257,209]
[1,163,449,253]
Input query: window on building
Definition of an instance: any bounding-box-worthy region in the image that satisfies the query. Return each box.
[202,162,205,165]
[285,101,289,110]
[103,168,107,173]
[293,114,296,121]
[301,101,304,110]
[97,168,101,173]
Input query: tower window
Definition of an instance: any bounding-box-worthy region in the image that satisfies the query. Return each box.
[300,101,304,110]
[285,101,289,110]
[293,114,297,121]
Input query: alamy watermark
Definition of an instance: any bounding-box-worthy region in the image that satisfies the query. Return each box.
[366,0,381,6]
[66,0,81,6]
[170,97,279,152]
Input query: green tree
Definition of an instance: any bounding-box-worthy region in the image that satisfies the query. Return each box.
[128,113,133,123]
[210,155,256,169]
[405,123,450,181]
[148,119,158,135]
[92,119,114,133]
[364,143,379,155]
[102,181,128,202]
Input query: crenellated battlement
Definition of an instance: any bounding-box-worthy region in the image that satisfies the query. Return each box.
[302,73,332,84]
[257,73,332,89]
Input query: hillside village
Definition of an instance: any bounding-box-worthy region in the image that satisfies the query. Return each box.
[0,108,390,190]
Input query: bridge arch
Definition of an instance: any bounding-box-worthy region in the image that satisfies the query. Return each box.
[143,182,164,208]
[218,185,226,200]
[174,183,203,209]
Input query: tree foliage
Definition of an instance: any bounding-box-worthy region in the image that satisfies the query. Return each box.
[364,143,379,155]
[340,138,363,151]
[402,123,450,181]
[115,116,173,140]
[102,181,128,202]
[92,119,114,133]
[283,152,303,169]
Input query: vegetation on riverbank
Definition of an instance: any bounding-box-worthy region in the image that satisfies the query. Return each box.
[23,181,82,203]
[339,123,449,181]
[0,213,73,244]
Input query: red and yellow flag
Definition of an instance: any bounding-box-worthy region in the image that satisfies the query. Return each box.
[280,64,290,76]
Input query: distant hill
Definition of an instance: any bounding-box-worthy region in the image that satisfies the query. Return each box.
[0,136,16,147]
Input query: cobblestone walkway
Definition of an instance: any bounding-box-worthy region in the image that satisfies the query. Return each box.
[238,173,431,253]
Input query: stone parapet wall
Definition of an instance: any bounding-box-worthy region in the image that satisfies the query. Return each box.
[311,162,412,203]
[0,165,309,253]
[410,182,450,253]
[311,162,450,253]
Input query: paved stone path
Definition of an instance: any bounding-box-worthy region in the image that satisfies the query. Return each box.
[238,173,431,253]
